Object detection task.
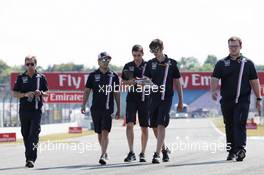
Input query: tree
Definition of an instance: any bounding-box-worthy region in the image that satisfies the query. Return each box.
[204,55,217,66]
[256,65,264,71]
[109,64,123,72]
[0,59,11,83]
[46,63,84,72]
[198,63,214,71]
[178,57,200,71]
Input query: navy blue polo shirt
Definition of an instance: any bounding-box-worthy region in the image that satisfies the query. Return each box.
[212,55,258,103]
[121,60,147,101]
[86,69,120,113]
[13,71,48,111]
[144,55,181,99]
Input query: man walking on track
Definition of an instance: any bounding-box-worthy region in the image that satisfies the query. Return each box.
[144,39,184,164]
[211,36,262,161]
[81,52,121,165]
[122,45,149,162]
[13,55,49,168]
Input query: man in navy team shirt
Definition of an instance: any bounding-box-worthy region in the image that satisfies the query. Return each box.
[81,52,121,165]
[144,39,184,164]
[122,45,149,162]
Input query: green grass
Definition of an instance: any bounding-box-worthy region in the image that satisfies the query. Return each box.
[211,117,264,137]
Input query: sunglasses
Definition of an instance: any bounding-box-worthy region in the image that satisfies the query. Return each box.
[150,48,160,54]
[26,63,35,67]
[99,58,111,62]
[228,45,240,49]
[132,54,142,57]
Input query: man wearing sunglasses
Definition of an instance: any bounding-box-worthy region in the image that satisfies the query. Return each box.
[121,45,149,162]
[211,36,262,162]
[144,39,183,164]
[81,52,120,165]
[12,55,49,168]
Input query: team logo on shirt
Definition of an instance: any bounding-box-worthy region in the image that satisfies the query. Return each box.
[224,59,230,67]
[22,76,28,83]
[129,66,134,72]
[94,74,101,82]
[152,62,157,70]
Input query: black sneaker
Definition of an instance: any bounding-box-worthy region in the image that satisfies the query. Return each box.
[162,147,170,162]
[152,152,160,164]
[25,160,34,168]
[226,152,235,161]
[99,155,107,165]
[236,150,246,162]
[139,153,146,162]
[124,151,136,162]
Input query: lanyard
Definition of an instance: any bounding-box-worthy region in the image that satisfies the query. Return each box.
[141,63,147,102]
[161,60,171,101]
[106,72,114,110]
[35,74,41,109]
[235,57,247,103]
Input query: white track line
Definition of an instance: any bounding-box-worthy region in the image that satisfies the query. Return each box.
[210,121,225,137]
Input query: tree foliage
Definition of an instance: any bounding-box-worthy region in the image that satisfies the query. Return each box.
[1,55,264,85]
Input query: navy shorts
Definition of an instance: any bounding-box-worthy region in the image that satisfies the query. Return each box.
[91,110,113,134]
[149,96,172,128]
[126,100,149,127]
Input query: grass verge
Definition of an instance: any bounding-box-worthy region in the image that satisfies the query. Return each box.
[211,117,264,137]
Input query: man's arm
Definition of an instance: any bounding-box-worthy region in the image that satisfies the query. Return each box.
[210,77,219,101]
[250,79,262,111]
[41,90,49,97]
[114,92,121,119]
[12,91,34,99]
[81,88,91,114]
[122,79,136,86]
[38,76,49,97]
[175,78,183,112]
[250,79,261,97]
[12,91,25,99]
[35,90,49,97]
[210,60,222,101]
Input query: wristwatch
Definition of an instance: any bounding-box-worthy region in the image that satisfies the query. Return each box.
[257,97,262,101]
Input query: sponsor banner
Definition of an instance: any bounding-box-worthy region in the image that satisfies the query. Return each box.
[180,72,212,90]
[10,72,264,90]
[44,91,83,103]
[0,133,16,142]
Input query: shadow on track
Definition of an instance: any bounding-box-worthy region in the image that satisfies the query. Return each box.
[166,160,230,167]
[35,162,152,171]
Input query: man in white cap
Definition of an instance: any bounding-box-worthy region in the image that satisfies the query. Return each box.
[81,52,120,165]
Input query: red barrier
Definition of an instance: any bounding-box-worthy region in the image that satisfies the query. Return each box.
[0,133,16,142]
[10,72,264,94]
[68,127,82,134]
[246,118,257,129]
